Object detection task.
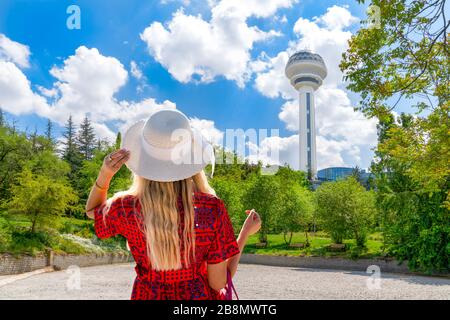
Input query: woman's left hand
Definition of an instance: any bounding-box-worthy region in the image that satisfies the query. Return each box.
[101,148,130,178]
[241,209,262,236]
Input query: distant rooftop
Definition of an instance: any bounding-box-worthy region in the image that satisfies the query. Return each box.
[286,50,325,67]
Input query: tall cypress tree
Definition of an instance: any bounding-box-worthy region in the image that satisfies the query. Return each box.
[115,132,122,149]
[44,119,56,151]
[77,115,97,160]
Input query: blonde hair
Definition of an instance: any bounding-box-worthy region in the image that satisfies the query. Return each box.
[104,170,215,271]
[192,170,216,196]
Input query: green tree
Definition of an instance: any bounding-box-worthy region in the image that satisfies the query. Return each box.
[28,150,72,181]
[44,119,55,150]
[213,148,261,181]
[341,0,449,272]
[271,166,313,245]
[6,168,77,232]
[45,119,53,141]
[351,166,361,182]
[61,116,82,174]
[115,132,122,149]
[341,0,448,118]
[77,115,97,160]
[275,166,309,188]
[315,177,376,246]
[211,177,248,231]
[373,111,449,272]
[243,175,282,243]
[210,147,261,231]
[0,126,33,200]
[276,184,314,246]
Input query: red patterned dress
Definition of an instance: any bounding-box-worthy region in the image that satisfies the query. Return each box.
[93,191,240,300]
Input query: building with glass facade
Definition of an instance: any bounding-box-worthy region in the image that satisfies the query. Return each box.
[317,167,372,183]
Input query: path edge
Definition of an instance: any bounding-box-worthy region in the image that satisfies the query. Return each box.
[240,254,449,277]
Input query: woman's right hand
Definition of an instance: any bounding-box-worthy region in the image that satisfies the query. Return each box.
[100,148,130,179]
[241,209,262,236]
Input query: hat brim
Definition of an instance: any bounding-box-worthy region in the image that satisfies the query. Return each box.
[121,120,213,182]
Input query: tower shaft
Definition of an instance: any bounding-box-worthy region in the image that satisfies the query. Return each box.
[285,50,326,179]
[298,86,317,178]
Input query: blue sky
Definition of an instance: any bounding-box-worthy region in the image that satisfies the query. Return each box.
[0,0,383,170]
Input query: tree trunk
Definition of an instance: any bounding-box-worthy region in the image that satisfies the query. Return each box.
[283,232,287,245]
[305,230,310,247]
[259,231,267,244]
[288,232,293,245]
[30,212,39,233]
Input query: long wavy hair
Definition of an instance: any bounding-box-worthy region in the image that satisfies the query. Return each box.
[103,170,215,271]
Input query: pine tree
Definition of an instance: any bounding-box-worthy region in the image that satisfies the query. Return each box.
[351,166,362,181]
[77,115,97,160]
[62,115,82,175]
[45,119,53,143]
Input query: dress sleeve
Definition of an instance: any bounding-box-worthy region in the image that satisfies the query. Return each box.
[207,199,240,264]
[93,198,125,239]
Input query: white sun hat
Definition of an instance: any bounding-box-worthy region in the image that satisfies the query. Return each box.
[121,108,215,182]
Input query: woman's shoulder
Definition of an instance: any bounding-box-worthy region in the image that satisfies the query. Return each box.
[193,191,226,213]
[108,194,138,211]
[194,191,224,206]
[194,191,221,203]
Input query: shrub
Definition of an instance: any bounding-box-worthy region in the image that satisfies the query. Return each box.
[315,177,377,246]
[6,168,77,233]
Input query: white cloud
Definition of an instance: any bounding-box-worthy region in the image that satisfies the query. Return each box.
[255,4,359,95]
[254,51,297,100]
[161,0,191,5]
[0,34,31,68]
[0,61,48,115]
[47,46,128,124]
[0,38,222,145]
[278,99,299,131]
[314,5,359,30]
[247,134,299,169]
[130,60,149,93]
[213,0,295,18]
[36,85,58,98]
[91,122,117,143]
[315,87,377,146]
[278,88,377,145]
[45,47,179,140]
[130,60,143,80]
[253,5,377,170]
[190,117,224,145]
[115,98,177,134]
[140,0,294,87]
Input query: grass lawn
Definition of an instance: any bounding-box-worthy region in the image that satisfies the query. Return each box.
[243,232,386,259]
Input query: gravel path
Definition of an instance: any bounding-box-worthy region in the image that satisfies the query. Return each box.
[0,263,449,300]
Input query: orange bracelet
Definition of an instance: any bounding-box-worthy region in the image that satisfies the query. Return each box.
[95,180,108,191]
